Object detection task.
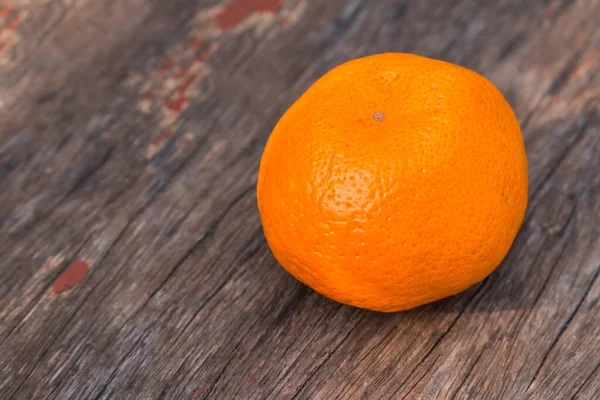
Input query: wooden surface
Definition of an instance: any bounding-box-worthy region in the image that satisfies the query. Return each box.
[0,0,599,398]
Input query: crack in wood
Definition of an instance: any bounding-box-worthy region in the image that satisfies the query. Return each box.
[223,285,313,398]
[90,329,154,400]
[388,279,490,399]
[140,227,265,398]
[202,342,244,399]
[530,114,590,200]
[525,264,600,394]
[528,215,576,311]
[498,33,526,61]
[266,303,346,399]
[450,346,487,400]
[340,323,400,397]
[571,359,600,399]
[547,45,593,96]
[290,313,365,400]
[5,143,115,237]
[341,323,410,399]
[322,0,365,50]
[401,353,442,400]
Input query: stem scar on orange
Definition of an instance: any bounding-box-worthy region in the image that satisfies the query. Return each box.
[257,53,528,312]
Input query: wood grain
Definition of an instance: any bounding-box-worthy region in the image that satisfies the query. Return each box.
[0,0,599,398]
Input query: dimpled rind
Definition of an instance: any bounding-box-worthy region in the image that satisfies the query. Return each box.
[257,53,528,312]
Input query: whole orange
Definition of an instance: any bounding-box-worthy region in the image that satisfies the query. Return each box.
[257,53,528,312]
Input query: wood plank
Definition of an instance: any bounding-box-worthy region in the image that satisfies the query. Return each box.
[0,0,599,398]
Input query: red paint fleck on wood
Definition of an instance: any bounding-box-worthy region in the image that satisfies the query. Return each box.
[543,3,557,23]
[0,7,14,19]
[572,91,587,102]
[52,261,90,294]
[166,74,201,112]
[213,0,283,31]
[179,74,198,95]
[166,96,188,112]
[1,14,21,34]
[157,57,175,75]
[196,47,214,63]
[6,15,21,30]
[177,47,213,78]
[152,128,175,146]
[194,384,209,396]
[280,15,292,26]
[569,48,598,78]
[189,38,205,50]
[176,65,191,79]
[247,373,257,387]
[182,135,193,147]
[145,90,158,100]
[176,49,212,78]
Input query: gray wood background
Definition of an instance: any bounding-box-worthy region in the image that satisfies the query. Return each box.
[1,0,599,398]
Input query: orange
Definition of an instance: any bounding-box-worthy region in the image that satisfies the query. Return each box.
[257,53,528,312]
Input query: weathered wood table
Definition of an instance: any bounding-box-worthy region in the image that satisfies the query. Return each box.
[1,0,599,398]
